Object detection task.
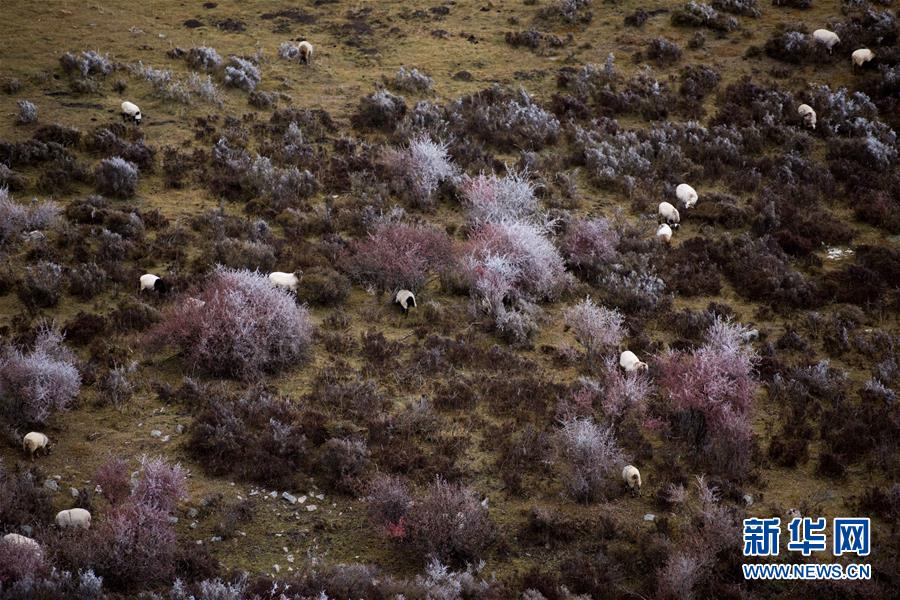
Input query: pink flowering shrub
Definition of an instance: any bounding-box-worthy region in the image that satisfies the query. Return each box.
[383,134,459,207]
[147,267,313,380]
[344,222,454,292]
[366,474,412,534]
[564,297,626,362]
[94,457,131,506]
[560,217,620,276]
[0,324,81,425]
[131,455,187,514]
[599,356,652,421]
[462,170,539,228]
[657,318,758,478]
[0,537,47,584]
[556,417,624,501]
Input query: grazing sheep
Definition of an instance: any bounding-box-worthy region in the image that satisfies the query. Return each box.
[2,533,42,555]
[658,202,680,228]
[798,104,817,130]
[268,271,302,293]
[298,41,314,64]
[395,289,417,314]
[121,101,142,124]
[656,223,673,244]
[55,508,91,530]
[812,29,840,52]
[622,465,642,495]
[620,350,648,372]
[675,183,698,209]
[22,432,50,458]
[851,48,875,67]
[139,273,169,293]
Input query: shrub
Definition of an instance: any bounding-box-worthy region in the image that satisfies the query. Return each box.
[147,267,314,379]
[94,456,131,506]
[383,134,459,207]
[186,46,222,71]
[680,65,721,100]
[320,438,370,493]
[0,189,59,244]
[449,86,559,151]
[366,474,411,529]
[564,298,625,362]
[0,463,56,531]
[0,536,47,583]
[671,2,738,31]
[556,417,624,501]
[190,385,308,486]
[223,57,261,91]
[657,318,758,478]
[560,217,620,276]
[344,222,453,292]
[18,261,65,309]
[598,357,652,421]
[0,324,81,425]
[95,157,138,198]
[462,170,539,228]
[712,0,760,17]
[59,50,113,77]
[390,67,434,93]
[295,267,351,306]
[131,455,187,513]
[405,477,495,563]
[772,0,811,7]
[646,38,683,65]
[539,0,593,24]
[16,100,37,124]
[98,363,135,407]
[599,266,668,314]
[353,89,408,132]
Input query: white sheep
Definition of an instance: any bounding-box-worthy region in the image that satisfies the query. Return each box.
[813,29,841,52]
[139,273,168,293]
[2,533,42,555]
[851,48,875,67]
[395,289,417,314]
[121,101,142,124]
[268,271,302,293]
[22,431,50,459]
[298,41,314,65]
[675,183,698,209]
[620,350,648,373]
[622,465,642,495]
[658,202,680,228]
[55,508,91,530]
[656,223,673,244]
[798,104,817,130]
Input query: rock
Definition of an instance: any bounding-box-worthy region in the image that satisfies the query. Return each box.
[643,513,656,522]
[175,424,185,434]
[298,495,307,504]
[282,492,297,504]
[168,516,179,524]
[161,435,171,443]
[269,491,278,498]
[306,504,317,512]
[273,564,280,573]
[188,508,198,518]
[21,525,32,536]
[150,429,162,438]
[43,479,59,492]
[743,494,754,506]
[210,536,222,542]
[314,493,324,500]
[70,487,79,498]
[190,521,198,529]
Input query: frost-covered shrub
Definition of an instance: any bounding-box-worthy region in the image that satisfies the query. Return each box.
[0,189,60,244]
[464,220,569,316]
[147,267,314,379]
[462,170,539,227]
[646,38,683,65]
[60,50,114,77]
[0,537,47,583]
[94,456,131,506]
[556,417,624,501]
[278,42,301,60]
[95,156,138,198]
[680,65,721,99]
[0,324,81,425]
[712,0,760,17]
[405,477,495,563]
[415,559,490,599]
[453,86,560,151]
[131,455,187,514]
[539,0,593,24]
[321,438,370,493]
[390,67,434,93]
[764,29,815,64]
[560,217,620,276]
[223,57,261,91]
[600,267,668,314]
[186,46,222,71]
[564,298,626,362]
[344,222,453,292]
[190,385,308,486]
[658,318,758,478]
[598,356,652,421]
[246,154,317,211]
[131,61,221,105]
[16,100,37,124]
[18,261,65,309]
[671,2,738,31]
[353,89,408,132]
[366,474,411,530]
[383,135,459,207]
[99,363,135,407]
[505,29,568,51]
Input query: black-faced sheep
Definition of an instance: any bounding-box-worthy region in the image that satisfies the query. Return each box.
[622,465,642,495]
[395,289,417,315]
[121,101,142,124]
[298,41,314,65]
[676,183,698,209]
[139,273,168,293]
[620,350,648,372]
[22,432,50,459]
[798,104,817,129]
[658,202,681,228]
